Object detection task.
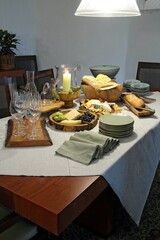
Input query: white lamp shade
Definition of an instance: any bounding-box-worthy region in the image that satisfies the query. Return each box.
[75,0,141,17]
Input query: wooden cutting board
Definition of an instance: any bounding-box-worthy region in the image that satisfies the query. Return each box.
[121,97,155,117]
[5,118,53,147]
[41,101,65,113]
[49,110,98,132]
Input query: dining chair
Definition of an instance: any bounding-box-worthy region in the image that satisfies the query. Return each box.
[136,61,160,91]
[0,204,38,240]
[15,55,38,72]
[34,68,55,92]
[0,69,26,118]
[14,55,38,89]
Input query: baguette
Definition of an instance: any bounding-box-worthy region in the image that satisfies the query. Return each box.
[123,94,145,108]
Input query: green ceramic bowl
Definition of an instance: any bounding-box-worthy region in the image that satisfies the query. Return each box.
[90,65,120,79]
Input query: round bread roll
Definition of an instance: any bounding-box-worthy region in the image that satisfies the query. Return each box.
[123,94,145,108]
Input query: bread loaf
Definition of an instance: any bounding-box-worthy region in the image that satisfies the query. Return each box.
[123,94,145,108]
[82,74,123,102]
[82,75,111,90]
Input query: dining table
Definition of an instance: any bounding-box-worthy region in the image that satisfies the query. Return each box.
[0,91,160,236]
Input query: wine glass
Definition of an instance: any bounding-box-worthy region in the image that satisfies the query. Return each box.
[9,89,27,136]
[26,92,41,140]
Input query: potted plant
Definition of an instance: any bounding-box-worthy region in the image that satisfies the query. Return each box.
[0,29,20,70]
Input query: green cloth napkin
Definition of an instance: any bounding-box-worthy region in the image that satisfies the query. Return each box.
[56,131,119,165]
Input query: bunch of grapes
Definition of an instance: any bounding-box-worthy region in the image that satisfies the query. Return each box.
[77,111,94,123]
[52,111,66,122]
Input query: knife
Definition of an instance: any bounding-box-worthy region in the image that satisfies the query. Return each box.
[136,95,156,103]
[124,103,155,113]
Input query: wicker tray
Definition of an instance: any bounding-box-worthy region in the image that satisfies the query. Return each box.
[5,118,53,147]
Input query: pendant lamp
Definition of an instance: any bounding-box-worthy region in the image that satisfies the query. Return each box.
[75,0,141,17]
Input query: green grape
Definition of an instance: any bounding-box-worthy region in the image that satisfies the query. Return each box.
[53,112,66,122]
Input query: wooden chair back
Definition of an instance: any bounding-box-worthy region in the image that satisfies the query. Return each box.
[34,68,54,92]
[0,69,26,118]
[15,55,38,71]
[136,61,160,91]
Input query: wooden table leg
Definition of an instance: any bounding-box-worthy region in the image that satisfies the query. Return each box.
[76,186,114,236]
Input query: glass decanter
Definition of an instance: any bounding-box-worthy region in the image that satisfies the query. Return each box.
[25,70,37,94]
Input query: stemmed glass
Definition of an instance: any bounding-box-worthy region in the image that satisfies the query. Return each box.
[26,92,41,140]
[9,89,27,136]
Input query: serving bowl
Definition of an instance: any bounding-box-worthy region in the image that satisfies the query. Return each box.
[90,65,120,79]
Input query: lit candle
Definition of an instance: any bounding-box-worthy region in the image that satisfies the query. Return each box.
[63,70,71,92]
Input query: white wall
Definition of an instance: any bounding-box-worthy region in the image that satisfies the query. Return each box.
[34,0,130,84]
[125,10,160,80]
[0,0,36,54]
[0,0,160,85]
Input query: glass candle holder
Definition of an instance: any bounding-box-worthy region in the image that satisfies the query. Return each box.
[55,64,81,107]
[55,64,79,92]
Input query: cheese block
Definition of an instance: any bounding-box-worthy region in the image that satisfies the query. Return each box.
[60,120,82,126]
[64,109,81,120]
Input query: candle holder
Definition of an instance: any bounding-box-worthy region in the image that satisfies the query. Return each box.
[55,64,81,107]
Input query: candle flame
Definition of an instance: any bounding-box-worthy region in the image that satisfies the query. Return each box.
[65,69,69,74]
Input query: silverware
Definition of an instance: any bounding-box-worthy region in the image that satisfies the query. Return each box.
[134,106,155,113]
[124,103,155,113]
[136,95,156,103]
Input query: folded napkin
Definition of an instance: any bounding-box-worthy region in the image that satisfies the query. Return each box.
[56,131,119,165]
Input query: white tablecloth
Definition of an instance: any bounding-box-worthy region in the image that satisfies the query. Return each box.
[0,92,160,225]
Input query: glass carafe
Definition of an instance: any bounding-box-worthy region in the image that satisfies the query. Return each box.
[25,71,41,119]
[25,71,37,94]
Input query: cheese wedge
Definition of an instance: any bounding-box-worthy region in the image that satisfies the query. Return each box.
[64,109,81,120]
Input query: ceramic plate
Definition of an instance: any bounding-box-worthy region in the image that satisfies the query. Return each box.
[99,129,133,138]
[130,82,150,90]
[99,113,134,127]
[99,124,134,132]
[123,79,141,88]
